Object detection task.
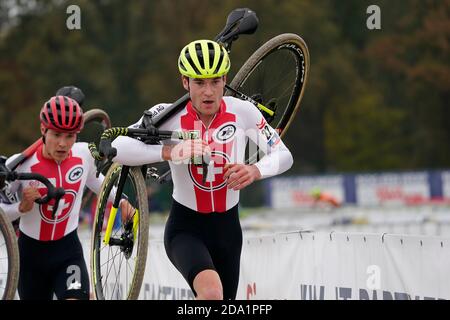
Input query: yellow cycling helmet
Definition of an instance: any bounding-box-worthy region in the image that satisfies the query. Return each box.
[178,39,230,79]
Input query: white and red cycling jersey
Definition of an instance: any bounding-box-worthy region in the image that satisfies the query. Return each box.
[0,142,108,241]
[112,96,293,213]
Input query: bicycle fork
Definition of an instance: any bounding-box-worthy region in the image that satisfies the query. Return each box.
[103,166,139,246]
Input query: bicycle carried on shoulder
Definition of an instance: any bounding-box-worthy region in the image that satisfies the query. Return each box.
[0,108,111,300]
[88,7,310,300]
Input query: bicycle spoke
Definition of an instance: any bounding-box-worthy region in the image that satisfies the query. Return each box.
[126,259,135,275]
[92,164,149,300]
[103,247,121,294]
[110,252,125,299]
[99,249,122,269]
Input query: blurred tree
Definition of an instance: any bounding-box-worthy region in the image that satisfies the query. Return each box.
[365,0,450,168]
[0,0,448,176]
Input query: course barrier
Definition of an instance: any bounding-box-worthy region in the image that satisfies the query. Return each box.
[79,228,450,300]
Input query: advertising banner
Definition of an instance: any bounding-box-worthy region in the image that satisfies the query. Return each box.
[355,172,429,206]
[269,176,344,209]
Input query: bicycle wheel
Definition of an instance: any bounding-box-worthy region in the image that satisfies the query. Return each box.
[83,108,112,129]
[0,208,19,300]
[91,163,149,300]
[79,109,112,213]
[78,108,112,145]
[226,33,310,163]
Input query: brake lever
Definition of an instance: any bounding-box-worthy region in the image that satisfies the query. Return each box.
[202,162,208,184]
[201,152,211,184]
[33,187,65,219]
[96,159,113,178]
[51,188,66,219]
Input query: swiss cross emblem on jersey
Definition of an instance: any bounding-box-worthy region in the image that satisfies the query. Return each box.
[39,190,76,223]
[188,151,230,191]
[31,156,84,225]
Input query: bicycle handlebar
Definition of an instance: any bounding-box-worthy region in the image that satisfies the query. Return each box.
[0,167,66,218]
[88,127,212,181]
[89,127,178,162]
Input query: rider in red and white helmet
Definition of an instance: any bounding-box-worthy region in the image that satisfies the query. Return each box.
[0,93,132,300]
[39,96,84,162]
[40,95,84,134]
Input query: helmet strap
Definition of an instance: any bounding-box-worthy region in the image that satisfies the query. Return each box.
[42,128,48,144]
[187,80,203,114]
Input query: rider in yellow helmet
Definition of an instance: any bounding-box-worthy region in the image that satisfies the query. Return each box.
[112,39,293,300]
[178,39,230,79]
[177,39,231,120]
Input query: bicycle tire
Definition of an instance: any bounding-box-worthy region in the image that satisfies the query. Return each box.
[0,208,19,300]
[83,108,112,129]
[226,33,310,163]
[80,108,112,210]
[90,163,149,300]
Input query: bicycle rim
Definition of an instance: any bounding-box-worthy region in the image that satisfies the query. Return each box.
[91,163,149,300]
[228,33,309,135]
[227,33,309,163]
[83,108,112,129]
[0,209,19,300]
[78,108,112,144]
[80,109,113,212]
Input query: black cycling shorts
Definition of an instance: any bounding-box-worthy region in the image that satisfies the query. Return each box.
[18,229,90,300]
[164,200,243,300]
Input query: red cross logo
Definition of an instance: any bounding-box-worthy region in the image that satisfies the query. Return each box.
[188,151,230,191]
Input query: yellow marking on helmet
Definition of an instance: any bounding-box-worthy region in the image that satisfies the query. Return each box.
[202,41,210,74]
[188,43,203,76]
[210,42,221,76]
[180,47,197,77]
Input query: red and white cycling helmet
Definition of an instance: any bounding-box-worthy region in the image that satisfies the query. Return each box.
[40,95,84,133]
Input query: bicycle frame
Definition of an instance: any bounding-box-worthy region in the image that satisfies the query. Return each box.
[6,139,43,171]
[102,165,139,246]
